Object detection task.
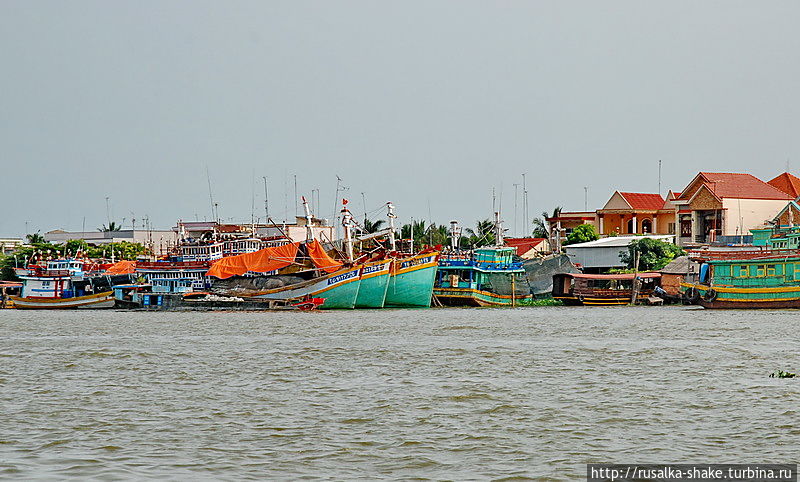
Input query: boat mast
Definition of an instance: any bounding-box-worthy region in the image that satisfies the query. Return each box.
[341,203,354,263]
[494,211,504,247]
[387,202,397,251]
[302,196,314,242]
[450,220,460,252]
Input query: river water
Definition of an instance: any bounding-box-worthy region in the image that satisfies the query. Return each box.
[1,306,798,480]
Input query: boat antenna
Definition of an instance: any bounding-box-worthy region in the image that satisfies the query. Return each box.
[263,176,270,221]
[387,202,397,251]
[302,196,314,242]
[206,165,215,222]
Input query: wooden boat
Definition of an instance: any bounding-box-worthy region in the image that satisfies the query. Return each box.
[681,250,800,309]
[384,251,440,308]
[10,259,119,309]
[354,258,392,308]
[552,272,661,306]
[11,291,115,309]
[433,217,531,307]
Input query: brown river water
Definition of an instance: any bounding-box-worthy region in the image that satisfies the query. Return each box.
[1,306,798,480]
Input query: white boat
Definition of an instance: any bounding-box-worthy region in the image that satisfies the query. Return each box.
[10,259,118,310]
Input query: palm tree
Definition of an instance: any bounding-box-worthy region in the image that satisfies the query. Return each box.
[464,219,495,247]
[363,218,385,233]
[25,232,45,244]
[98,221,122,232]
[532,206,561,238]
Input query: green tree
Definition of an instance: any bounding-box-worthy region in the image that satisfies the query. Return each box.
[532,207,561,238]
[564,224,599,245]
[620,237,684,271]
[25,232,45,244]
[98,221,122,232]
[464,219,496,247]
[362,218,385,233]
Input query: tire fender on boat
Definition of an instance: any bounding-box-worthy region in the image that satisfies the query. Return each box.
[703,288,717,302]
[683,287,700,304]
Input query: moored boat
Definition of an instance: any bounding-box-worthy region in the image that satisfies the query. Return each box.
[681,250,800,309]
[354,258,392,308]
[10,259,124,309]
[384,251,440,308]
[552,272,661,306]
[433,216,531,307]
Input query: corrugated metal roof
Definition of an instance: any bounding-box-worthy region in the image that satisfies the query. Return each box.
[564,235,674,248]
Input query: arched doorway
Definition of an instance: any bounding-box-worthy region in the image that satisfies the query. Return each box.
[626,219,634,234]
[641,218,652,233]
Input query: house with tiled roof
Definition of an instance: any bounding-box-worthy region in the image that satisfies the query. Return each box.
[504,237,551,258]
[768,172,800,199]
[596,191,677,235]
[672,172,792,246]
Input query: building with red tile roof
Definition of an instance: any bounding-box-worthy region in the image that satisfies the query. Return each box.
[504,237,550,258]
[596,191,676,236]
[673,172,792,246]
[768,172,800,199]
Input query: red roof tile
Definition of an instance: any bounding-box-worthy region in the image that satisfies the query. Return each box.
[504,237,546,256]
[680,173,791,201]
[768,172,800,198]
[618,192,665,210]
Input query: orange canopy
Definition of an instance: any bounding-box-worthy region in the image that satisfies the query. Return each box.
[207,243,300,279]
[105,260,136,275]
[307,240,342,273]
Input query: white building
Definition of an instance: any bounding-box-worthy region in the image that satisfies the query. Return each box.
[43,229,176,255]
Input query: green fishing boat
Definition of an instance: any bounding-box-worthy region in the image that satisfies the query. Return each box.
[682,250,800,309]
[354,258,392,308]
[433,216,531,307]
[384,251,440,308]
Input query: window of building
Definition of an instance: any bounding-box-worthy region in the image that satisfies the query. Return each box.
[668,223,676,235]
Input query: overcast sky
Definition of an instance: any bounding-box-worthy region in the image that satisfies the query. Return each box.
[2,1,800,238]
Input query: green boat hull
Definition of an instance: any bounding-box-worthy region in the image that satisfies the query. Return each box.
[354,261,391,308]
[384,253,439,308]
[433,287,531,307]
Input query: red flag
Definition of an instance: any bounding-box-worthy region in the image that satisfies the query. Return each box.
[342,198,349,205]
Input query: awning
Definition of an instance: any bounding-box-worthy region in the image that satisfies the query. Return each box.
[207,243,300,279]
[307,240,342,273]
[105,260,136,275]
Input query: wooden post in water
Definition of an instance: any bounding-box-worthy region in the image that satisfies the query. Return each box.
[630,250,641,305]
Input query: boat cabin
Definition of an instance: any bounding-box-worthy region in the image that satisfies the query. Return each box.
[552,272,661,305]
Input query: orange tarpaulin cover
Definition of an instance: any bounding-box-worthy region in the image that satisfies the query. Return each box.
[307,240,342,273]
[207,242,300,279]
[105,260,136,275]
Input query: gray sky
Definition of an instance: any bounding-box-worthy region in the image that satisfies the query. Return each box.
[2,1,800,238]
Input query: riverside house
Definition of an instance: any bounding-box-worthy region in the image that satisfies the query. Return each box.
[672,172,792,247]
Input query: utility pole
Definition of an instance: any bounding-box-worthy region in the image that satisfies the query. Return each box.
[522,173,528,237]
[658,159,662,196]
[105,197,111,226]
[584,186,588,211]
[513,183,519,237]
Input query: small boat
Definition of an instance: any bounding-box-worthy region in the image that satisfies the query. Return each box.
[552,272,661,306]
[681,249,800,309]
[433,216,531,307]
[10,259,125,309]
